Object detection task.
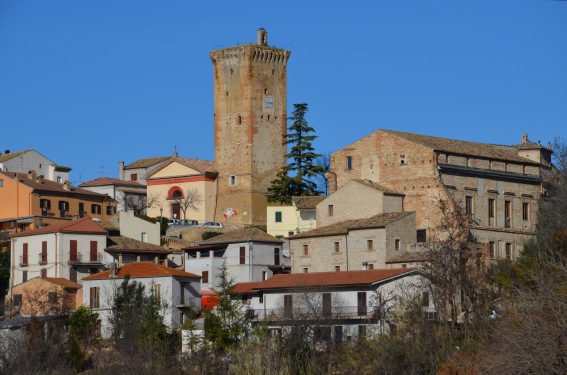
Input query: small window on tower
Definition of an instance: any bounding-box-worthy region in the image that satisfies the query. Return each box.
[229,175,237,186]
[346,156,352,170]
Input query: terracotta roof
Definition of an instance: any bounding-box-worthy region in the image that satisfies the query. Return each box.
[200,227,283,245]
[386,251,433,264]
[10,217,108,237]
[232,281,265,294]
[351,179,404,196]
[382,129,540,165]
[42,277,83,289]
[244,268,416,290]
[289,212,413,239]
[147,157,216,178]
[83,262,201,280]
[124,156,170,169]
[0,149,32,162]
[106,236,171,254]
[292,196,327,209]
[80,177,145,188]
[0,172,113,197]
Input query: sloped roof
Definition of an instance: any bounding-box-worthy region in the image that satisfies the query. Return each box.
[147,157,216,178]
[382,129,539,165]
[80,177,145,188]
[351,179,404,196]
[200,227,283,245]
[292,196,327,209]
[232,281,265,294]
[124,156,170,169]
[238,268,416,291]
[289,212,413,239]
[106,236,171,254]
[42,277,83,289]
[0,172,112,197]
[10,217,108,238]
[0,149,32,162]
[83,262,200,280]
[386,251,433,264]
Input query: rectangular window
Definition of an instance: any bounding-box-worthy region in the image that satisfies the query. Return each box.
[153,284,161,301]
[90,241,98,262]
[417,229,427,243]
[284,295,293,317]
[274,247,280,266]
[130,173,137,181]
[303,244,309,256]
[13,294,22,306]
[202,271,209,284]
[275,211,282,223]
[239,247,246,265]
[465,196,473,215]
[395,239,400,251]
[90,287,100,309]
[70,240,78,261]
[489,241,496,258]
[368,263,374,270]
[91,204,101,215]
[334,242,340,253]
[141,232,147,242]
[58,200,69,218]
[40,268,47,278]
[22,270,27,283]
[262,271,267,281]
[522,202,530,221]
[229,175,237,186]
[48,291,58,304]
[106,205,115,215]
[328,205,334,216]
[367,240,373,251]
[40,199,51,216]
[488,198,495,224]
[334,265,340,272]
[505,201,512,228]
[357,292,367,316]
[322,293,332,318]
[78,202,85,217]
[506,243,512,260]
[0,179,3,187]
[303,267,308,273]
[40,241,47,264]
[22,243,28,265]
[346,156,352,170]
[422,292,430,307]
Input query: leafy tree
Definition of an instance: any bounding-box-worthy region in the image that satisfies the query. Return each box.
[268,103,325,204]
[204,263,247,351]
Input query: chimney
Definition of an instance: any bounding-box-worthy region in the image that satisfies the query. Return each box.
[118,161,125,180]
[522,132,528,144]
[257,28,268,46]
[36,175,45,184]
[27,170,37,180]
[63,180,71,190]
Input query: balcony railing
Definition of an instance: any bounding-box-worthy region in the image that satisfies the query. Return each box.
[244,306,380,322]
[19,256,28,267]
[176,296,200,308]
[68,252,103,264]
[38,253,47,265]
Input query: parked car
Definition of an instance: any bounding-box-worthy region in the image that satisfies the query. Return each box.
[167,219,179,226]
[200,221,224,228]
[489,310,503,319]
[177,219,199,226]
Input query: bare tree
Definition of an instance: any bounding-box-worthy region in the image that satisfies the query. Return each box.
[172,188,203,220]
[116,191,161,216]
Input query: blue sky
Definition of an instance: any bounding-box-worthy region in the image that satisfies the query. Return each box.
[1,0,565,184]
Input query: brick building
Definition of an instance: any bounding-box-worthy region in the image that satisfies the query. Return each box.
[211,29,291,226]
[328,130,552,260]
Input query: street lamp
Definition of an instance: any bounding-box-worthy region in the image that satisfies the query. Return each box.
[159,207,163,235]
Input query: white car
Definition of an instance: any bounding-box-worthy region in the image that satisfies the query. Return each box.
[200,221,224,228]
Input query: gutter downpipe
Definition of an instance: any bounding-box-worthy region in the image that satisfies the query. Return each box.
[345,234,349,270]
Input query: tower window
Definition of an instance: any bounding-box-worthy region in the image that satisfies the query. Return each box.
[229,175,237,186]
[346,156,352,170]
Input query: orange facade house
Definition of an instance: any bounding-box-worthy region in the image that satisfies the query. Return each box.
[0,171,116,233]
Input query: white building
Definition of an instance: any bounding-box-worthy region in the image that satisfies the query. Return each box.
[9,217,108,289]
[233,268,434,340]
[118,155,171,185]
[0,149,71,183]
[82,262,201,338]
[183,228,286,292]
[79,178,147,214]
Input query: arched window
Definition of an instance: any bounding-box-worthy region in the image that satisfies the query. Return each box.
[167,186,184,199]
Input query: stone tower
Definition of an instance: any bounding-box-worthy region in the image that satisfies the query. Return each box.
[211,29,291,226]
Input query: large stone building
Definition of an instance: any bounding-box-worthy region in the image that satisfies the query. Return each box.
[328,130,552,260]
[211,29,291,226]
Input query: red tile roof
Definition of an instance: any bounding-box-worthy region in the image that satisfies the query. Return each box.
[83,262,201,280]
[80,177,145,188]
[0,172,112,197]
[200,227,283,245]
[106,236,171,254]
[236,268,416,291]
[124,156,171,169]
[232,281,266,294]
[10,217,108,237]
[42,277,83,289]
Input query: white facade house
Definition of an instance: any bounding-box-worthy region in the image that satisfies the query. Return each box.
[183,228,286,292]
[82,262,201,338]
[267,196,326,238]
[105,235,171,267]
[233,268,434,340]
[80,178,147,214]
[118,156,171,186]
[0,149,71,183]
[9,217,108,290]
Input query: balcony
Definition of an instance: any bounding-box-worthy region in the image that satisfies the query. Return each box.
[68,252,103,265]
[244,305,381,323]
[19,256,28,267]
[38,253,47,265]
[175,296,200,309]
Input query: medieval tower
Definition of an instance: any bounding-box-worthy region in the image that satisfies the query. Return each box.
[211,29,291,226]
